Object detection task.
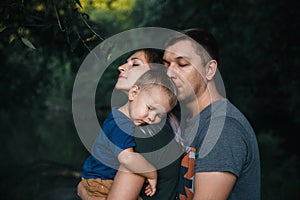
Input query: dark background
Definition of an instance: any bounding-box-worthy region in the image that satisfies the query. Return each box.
[1,0,299,199]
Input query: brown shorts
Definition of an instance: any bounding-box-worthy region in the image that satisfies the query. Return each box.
[81,177,113,198]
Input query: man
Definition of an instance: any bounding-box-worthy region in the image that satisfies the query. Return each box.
[163,28,261,200]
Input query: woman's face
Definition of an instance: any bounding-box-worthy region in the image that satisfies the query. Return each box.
[115,51,150,93]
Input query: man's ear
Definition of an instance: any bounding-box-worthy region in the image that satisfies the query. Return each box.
[205,60,218,81]
[128,85,140,101]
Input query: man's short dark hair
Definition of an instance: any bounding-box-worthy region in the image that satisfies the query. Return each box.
[165,28,219,64]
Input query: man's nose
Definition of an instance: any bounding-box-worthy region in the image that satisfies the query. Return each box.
[166,64,177,79]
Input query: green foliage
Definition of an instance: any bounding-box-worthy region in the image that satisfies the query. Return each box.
[21,37,37,49]
[80,0,136,31]
[258,133,300,199]
[129,0,167,27]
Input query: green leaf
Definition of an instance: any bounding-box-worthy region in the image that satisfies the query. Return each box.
[74,0,82,8]
[21,37,36,50]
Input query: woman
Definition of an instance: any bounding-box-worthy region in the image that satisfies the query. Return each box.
[77,49,183,200]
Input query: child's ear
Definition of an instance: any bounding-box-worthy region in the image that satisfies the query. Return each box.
[128,85,140,101]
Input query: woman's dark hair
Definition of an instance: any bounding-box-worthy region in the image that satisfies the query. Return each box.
[142,48,164,64]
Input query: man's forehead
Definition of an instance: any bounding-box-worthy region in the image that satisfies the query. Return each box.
[165,40,197,55]
[164,40,198,59]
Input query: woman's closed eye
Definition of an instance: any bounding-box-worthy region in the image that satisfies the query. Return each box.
[129,58,144,67]
[132,63,140,67]
[125,59,142,67]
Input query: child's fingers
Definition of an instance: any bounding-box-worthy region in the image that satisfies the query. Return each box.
[144,184,152,195]
[149,187,156,196]
[145,188,155,197]
[144,178,157,196]
[145,184,151,191]
[144,184,155,196]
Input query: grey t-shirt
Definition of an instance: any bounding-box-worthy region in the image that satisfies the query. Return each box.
[183,98,261,200]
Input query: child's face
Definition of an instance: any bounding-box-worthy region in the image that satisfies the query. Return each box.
[128,86,172,125]
[115,51,150,94]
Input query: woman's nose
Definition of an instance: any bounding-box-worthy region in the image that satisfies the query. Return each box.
[118,63,127,72]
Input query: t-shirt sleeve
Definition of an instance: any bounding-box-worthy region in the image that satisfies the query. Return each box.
[106,118,136,157]
[195,117,247,177]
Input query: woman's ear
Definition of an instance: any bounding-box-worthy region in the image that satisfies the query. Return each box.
[128,85,140,101]
[205,60,218,81]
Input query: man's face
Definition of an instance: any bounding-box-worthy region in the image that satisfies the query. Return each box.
[163,40,207,102]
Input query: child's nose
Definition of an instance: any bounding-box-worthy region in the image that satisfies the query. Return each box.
[147,113,155,124]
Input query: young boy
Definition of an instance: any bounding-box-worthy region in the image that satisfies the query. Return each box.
[81,67,178,199]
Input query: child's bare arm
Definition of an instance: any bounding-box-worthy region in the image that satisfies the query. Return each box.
[118,148,157,196]
[118,148,157,179]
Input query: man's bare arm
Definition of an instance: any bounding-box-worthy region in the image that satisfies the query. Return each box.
[193,171,236,200]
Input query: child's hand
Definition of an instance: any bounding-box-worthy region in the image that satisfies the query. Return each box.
[144,178,157,196]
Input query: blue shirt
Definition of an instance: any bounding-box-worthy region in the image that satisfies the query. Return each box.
[82,107,136,180]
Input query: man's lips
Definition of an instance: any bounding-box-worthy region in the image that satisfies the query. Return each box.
[171,81,181,88]
[175,84,182,89]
